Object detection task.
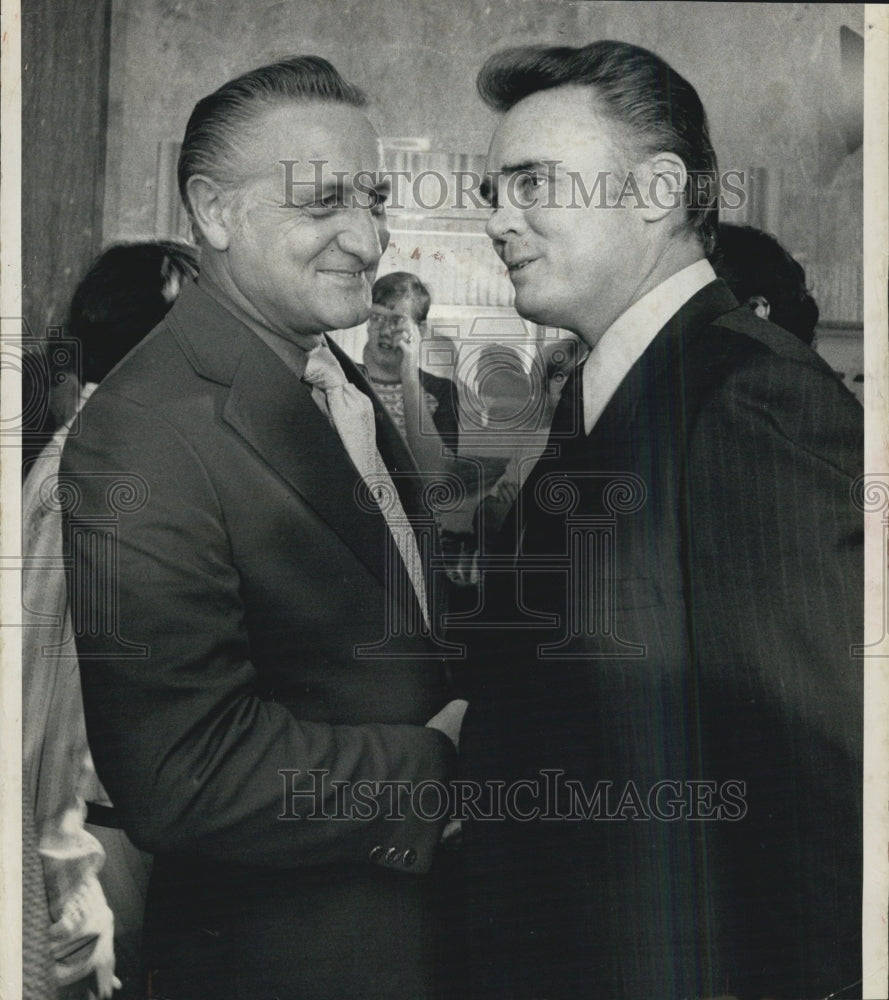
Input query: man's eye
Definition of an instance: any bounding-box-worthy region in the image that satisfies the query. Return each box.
[304,192,346,214]
[319,192,346,209]
[368,190,389,216]
[518,172,546,191]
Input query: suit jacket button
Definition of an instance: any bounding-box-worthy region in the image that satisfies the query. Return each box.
[369,845,385,862]
[401,848,417,867]
[384,846,401,864]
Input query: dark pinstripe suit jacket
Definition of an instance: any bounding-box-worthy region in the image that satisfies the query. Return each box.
[460,279,863,1000]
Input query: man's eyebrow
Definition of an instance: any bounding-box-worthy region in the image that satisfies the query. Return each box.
[282,177,343,204]
[498,160,554,177]
[481,161,557,205]
[310,177,369,206]
[320,174,391,196]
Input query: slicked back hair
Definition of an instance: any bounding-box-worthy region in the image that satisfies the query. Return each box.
[477,41,719,254]
[178,55,367,220]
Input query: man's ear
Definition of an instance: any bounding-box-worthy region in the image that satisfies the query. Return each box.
[186,174,234,251]
[637,153,687,223]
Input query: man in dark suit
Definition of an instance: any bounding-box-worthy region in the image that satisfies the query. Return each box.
[459,41,863,1000]
[62,56,465,1000]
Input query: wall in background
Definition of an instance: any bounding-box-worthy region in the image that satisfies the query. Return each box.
[23,0,111,335]
[101,0,864,388]
[103,1,862,267]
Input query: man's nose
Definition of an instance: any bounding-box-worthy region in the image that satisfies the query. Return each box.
[485,194,525,243]
[338,206,389,261]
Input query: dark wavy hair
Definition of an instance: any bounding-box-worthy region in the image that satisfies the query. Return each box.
[477,41,719,254]
[178,55,367,218]
[711,224,819,346]
[68,241,199,383]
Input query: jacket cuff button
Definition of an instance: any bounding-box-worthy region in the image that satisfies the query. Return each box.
[401,848,417,867]
[369,845,385,862]
[384,846,401,865]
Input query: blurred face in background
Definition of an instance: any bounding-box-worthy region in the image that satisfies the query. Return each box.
[364,295,422,376]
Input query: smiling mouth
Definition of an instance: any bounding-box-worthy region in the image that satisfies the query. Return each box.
[321,269,367,280]
[507,259,536,274]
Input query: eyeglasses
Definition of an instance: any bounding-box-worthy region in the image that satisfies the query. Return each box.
[367,312,413,332]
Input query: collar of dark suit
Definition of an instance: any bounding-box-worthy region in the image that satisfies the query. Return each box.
[164,276,427,587]
[605,275,741,418]
[163,278,258,385]
[501,278,742,552]
[577,277,740,433]
[540,278,741,458]
[659,277,739,339]
[167,278,406,423]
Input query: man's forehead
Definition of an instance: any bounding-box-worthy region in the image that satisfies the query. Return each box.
[247,100,384,176]
[487,85,617,168]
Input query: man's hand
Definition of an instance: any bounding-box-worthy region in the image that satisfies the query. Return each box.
[50,878,121,997]
[491,477,519,505]
[427,699,469,847]
[426,698,468,751]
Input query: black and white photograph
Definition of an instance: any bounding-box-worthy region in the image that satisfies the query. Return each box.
[3,2,888,998]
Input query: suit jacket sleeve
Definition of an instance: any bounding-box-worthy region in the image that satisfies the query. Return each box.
[684,347,862,994]
[61,389,455,874]
[687,349,863,741]
[421,370,460,455]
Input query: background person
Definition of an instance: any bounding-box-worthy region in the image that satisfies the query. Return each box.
[710,222,820,346]
[23,240,198,1000]
[475,337,581,549]
[359,271,460,477]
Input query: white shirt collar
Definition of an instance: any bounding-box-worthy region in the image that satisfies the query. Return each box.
[582,258,717,434]
[60,381,98,433]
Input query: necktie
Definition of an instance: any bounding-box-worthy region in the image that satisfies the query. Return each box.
[581,345,611,435]
[303,343,429,627]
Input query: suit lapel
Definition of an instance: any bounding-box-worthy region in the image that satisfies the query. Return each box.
[223,337,396,589]
[516,279,741,535]
[585,280,739,456]
[167,281,410,590]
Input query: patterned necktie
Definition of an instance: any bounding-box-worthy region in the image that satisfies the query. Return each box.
[303,343,429,627]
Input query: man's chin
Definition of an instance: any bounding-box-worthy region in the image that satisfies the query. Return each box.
[327,306,371,331]
[512,291,554,328]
